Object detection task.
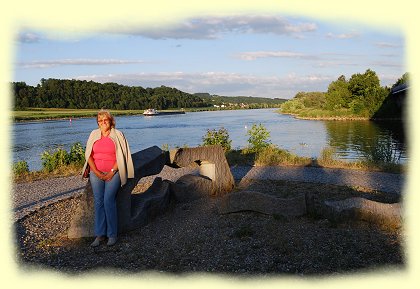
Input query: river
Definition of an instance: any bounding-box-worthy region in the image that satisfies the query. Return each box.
[12,109,407,171]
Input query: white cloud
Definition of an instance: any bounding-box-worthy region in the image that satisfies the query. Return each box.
[109,15,317,39]
[74,71,333,98]
[236,51,316,61]
[369,61,404,68]
[17,32,41,43]
[313,60,361,68]
[326,32,360,39]
[374,42,402,48]
[17,59,145,69]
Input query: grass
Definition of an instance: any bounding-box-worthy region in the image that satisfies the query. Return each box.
[13,108,196,121]
[316,147,404,174]
[226,146,404,174]
[13,107,261,121]
[254,145,312,166]
[13,108,147,121]
[277,107,369,120]
[226,150,256,166]
[12,163,83,183]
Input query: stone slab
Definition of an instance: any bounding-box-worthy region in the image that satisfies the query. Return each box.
[218,190,307,217]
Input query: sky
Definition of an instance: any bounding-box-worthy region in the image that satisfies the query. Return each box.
[13,14,405,99]
[2,0,420,288]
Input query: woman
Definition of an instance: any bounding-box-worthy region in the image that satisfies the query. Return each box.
[82,109,134,247]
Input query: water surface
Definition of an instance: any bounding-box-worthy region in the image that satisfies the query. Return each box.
[12,109,407,171]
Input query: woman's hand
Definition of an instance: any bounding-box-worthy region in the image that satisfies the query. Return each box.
[102,171,115,182]
[93,170,106,180]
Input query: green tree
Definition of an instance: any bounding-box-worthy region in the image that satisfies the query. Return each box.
[246,123,271,153]
[392,72,409,88]
[347,69,386,117]
[202,127,232,152]
[325,75,352,110]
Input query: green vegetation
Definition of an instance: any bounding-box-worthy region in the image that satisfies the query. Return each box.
[254,145,311,166]
[12,79,286,119]
[196,93,286,108]
[41,142,85,172]
[244,123,271,153]
[12,160,30,176]
[202,127,232,152]
[12,108,146,121]
[13,143,86,182]
[13,79,207,110]
[279,70,408,120]
[373,72,409,119]
[316,147,403,173]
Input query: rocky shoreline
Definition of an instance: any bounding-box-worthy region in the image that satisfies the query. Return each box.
[13,165,405,275]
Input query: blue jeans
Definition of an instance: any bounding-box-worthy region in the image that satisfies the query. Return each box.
[90,172,121,238]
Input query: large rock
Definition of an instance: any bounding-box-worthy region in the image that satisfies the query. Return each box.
[68,145,236,239]
[171,174,213,203]
[323,197,402,230]
[169,145,234,196]
[128,177,172,230]
[117,146,169,232]
[68,146,169,238]
[218,190,307,217]
[67,182,95,238]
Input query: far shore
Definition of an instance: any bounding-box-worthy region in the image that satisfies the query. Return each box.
[12,107,279,122]
[14,107,397,123]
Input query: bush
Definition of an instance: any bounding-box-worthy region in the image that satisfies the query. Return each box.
[41,142,86,172]
[246,123,271,153]
[68,142,85,165]
[202,127,232,152]
[13,160,30,176]
[161,144,170,151]
[318,147,338,166]
[362,136,400,164]
[41,147,69,172]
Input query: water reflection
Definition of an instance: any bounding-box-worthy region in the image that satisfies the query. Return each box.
[325,120,407,163]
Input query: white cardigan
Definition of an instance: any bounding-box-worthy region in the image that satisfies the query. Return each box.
[82,128,134,186]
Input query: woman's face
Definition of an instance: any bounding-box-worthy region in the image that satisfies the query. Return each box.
[97,115,111,132]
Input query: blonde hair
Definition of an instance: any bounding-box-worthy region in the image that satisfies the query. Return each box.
[97,109,116,128]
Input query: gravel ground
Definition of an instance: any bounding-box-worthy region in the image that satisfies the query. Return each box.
[13,165,404,220]
[13,165,405,275]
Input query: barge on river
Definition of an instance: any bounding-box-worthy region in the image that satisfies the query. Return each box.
[143,108,185,116]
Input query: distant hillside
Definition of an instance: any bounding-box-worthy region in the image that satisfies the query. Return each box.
[13,78,287,110]
[194,93,287,107]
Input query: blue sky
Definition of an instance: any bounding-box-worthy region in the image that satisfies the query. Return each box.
[13,14,405,99]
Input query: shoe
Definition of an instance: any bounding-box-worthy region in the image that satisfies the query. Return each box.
[90,236,105,247]
[107,237,117,246]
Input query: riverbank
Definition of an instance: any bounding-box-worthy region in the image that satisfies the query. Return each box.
[14,165,404,275]
[277,110,371,121]
[13,108,152,122]
[12,107,276,122]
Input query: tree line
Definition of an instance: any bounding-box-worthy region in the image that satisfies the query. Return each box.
[12,78,285,110]
[13,78,209,110]
[280,70,409,119]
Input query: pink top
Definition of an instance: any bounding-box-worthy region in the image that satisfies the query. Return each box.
[92,136,116,172]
